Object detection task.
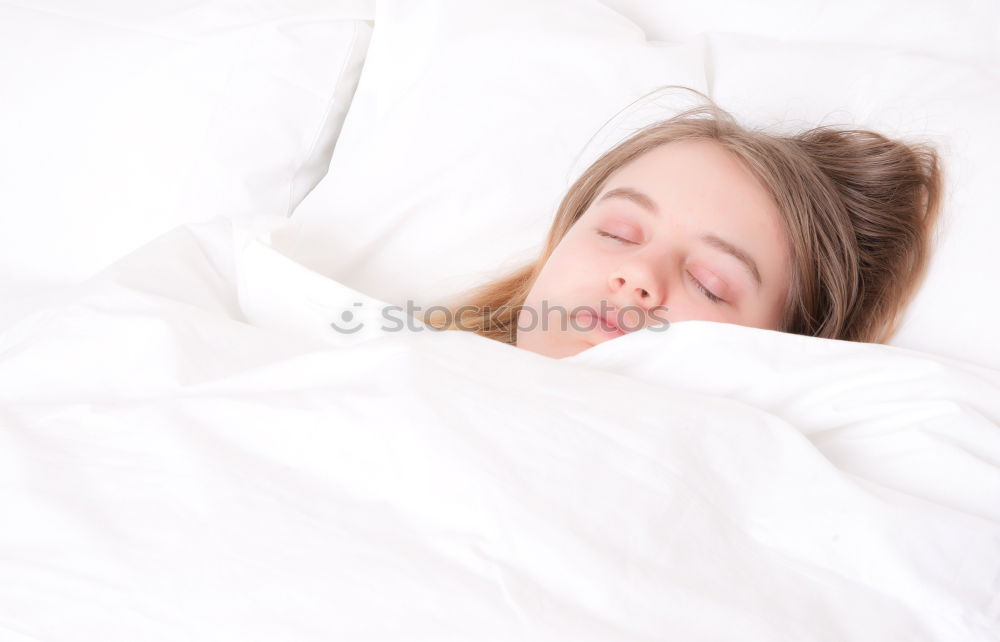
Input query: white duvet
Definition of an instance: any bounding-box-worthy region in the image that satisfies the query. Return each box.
[1,216,998,641]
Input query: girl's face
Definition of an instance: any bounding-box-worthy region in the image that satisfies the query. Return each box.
[516,138,792,359]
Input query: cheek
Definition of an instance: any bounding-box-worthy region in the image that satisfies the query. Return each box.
[560,236,610,275]
[528,232,619,308]
[663,298,729,324]
[540,257,578,288]
[529,247,584,297]
[761,290,789,330]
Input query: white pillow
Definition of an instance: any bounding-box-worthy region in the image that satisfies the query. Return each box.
[275,0,708,309]
[277,0,1000,371]
[0,0,373,324]
[599,0,999,64]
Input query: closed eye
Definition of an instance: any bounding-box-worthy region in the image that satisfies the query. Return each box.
[688,272,724,304]
[596,230,634,244]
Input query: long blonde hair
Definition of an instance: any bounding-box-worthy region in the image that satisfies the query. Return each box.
[423,87,944,345]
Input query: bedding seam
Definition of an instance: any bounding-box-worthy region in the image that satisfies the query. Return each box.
[286,19,367,218]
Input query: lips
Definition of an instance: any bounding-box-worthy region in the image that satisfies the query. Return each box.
[598,309,621,331]
[574,309,626,339]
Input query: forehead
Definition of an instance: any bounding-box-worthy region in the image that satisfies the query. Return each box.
[612,138,766,200]
[600,139,781,229]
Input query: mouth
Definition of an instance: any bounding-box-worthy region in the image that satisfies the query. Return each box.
[574,308,626,339]
[598,310,621,331]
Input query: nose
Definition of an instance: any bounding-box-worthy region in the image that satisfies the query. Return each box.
[608,259,667,317]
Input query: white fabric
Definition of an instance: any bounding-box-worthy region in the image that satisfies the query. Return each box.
[275,0,708,315]
[277,0,1000,371]
[599,0,1000,63]
[0,0,374,326]
[0,216,998,640]
[4,2,1000,639]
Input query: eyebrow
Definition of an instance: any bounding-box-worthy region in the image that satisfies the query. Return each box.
[596,186,764,290]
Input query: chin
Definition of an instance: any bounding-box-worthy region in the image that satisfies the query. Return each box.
[552,338,597,359]
[516,334,583,359]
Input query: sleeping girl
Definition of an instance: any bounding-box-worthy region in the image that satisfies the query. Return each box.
[423,87,943,359]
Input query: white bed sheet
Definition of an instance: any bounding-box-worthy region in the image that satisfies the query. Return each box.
[1,216,998,640]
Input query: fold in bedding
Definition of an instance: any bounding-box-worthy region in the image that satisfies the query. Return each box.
[0,216,998,641]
